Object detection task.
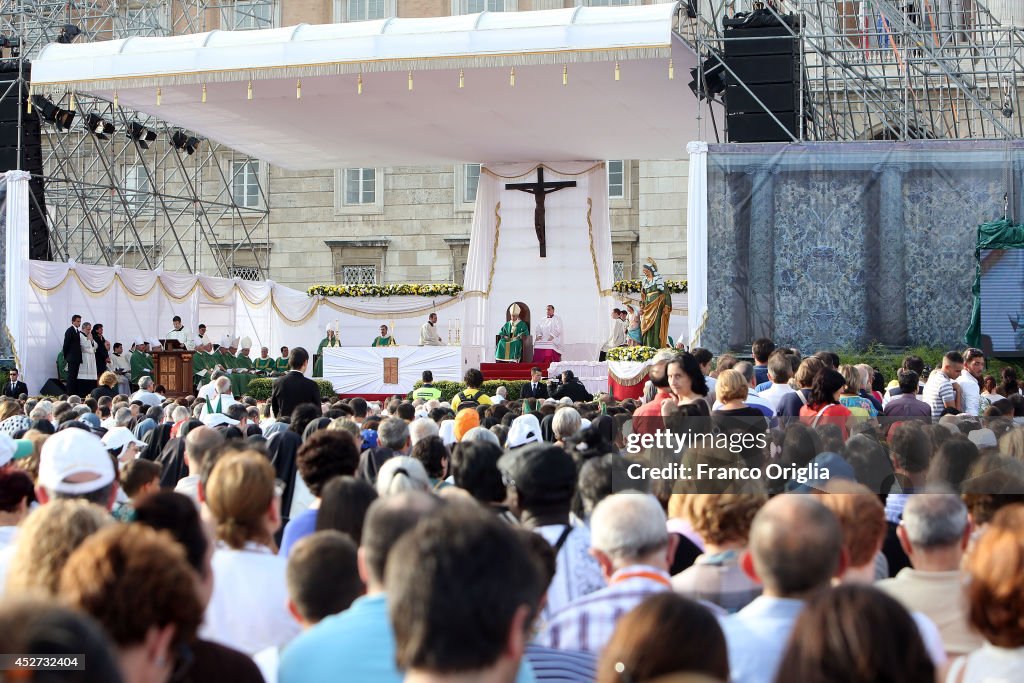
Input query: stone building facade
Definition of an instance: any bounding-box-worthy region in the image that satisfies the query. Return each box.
[207,0,689,290]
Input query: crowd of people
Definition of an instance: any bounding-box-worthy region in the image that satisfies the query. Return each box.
[2,335,1024,683]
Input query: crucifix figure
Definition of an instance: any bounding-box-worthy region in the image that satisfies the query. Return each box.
[505,166,576,257]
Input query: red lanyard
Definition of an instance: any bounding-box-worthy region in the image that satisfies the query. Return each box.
[610,570,671,587]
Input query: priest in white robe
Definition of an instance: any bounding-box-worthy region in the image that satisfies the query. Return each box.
[534,304,564,363]
[165,315,192,349]
[419,312,444,346]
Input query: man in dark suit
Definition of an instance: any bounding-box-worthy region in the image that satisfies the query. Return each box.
[270,347,322,419]
[2,369,27,398]
[552,370,593,403]
[520,366,549,400]
[62,314,83,396]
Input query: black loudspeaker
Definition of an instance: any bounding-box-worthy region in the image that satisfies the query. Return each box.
[722,14,802,143]
[0,59,51,260]
[39,378,65,396]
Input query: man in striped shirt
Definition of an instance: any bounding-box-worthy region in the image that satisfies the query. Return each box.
[921,351,964,419]
[538,492,676,654]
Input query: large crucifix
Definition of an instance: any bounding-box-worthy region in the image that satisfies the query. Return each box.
[505,166,576,257]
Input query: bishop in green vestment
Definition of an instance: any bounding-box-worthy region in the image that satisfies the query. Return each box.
[314,329,341,377]
[254,347,275,374]
[130,342,152,383]
[275,346,290,374]
[495,304,529,362]
[372,325,397,347]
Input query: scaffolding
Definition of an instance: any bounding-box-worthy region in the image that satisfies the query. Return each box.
[677,0,1024,142]
[0,0,272,278]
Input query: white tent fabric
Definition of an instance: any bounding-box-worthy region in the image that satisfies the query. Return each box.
[463,162,612,363]
[21,259,464,393]
[686,140,708,347]
[4,172,30,376]
[31,5,700,168]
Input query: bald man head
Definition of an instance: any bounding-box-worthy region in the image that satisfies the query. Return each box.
[743,495,845,598]
[184,425,225,476]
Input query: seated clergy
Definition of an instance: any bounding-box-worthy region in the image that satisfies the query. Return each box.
[254,347,275,374]
[495,304,529,363]
[276,347,290,375]
[372,325,397,347]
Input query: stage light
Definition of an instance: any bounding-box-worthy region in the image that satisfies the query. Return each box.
[85,112,115,139]
[127,121,158,149]
[0,35,21,56]
[32,95,76,130]
[170,130,201,155]
[688,52,726,101]
[57,24,81,44]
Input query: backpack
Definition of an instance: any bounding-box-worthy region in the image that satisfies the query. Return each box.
[456,390,480,410]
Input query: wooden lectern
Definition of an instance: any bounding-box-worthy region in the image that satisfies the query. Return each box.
[152,350,194,398]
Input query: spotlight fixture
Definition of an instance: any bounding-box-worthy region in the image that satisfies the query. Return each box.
[32,95,76,130]
[688,52,726,102]
[127,121,158,149]
[170,130,201,155]
[57,24,81,44]
[85,112,115,139]
[0,35,21,56]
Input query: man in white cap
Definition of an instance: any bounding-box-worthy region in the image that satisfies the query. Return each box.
[506,414,543,449]
[102,426,147,472]
[35,427,118,510]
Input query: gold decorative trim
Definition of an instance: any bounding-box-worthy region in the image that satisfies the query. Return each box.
[4,325,22,379]
[689,308,709,348]
[482,162,605,180]
[482,201,501,297]
[608,367,650,386]
[585,196,614,296]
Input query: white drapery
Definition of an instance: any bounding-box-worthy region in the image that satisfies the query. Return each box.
[322,347,461,395]
[21,260,465,393]
[3,171,30,375]
[463,162,613,363]
[686,141,709,348]
[546,360,608,395]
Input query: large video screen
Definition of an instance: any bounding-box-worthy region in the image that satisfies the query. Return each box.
[981,249,1024,355]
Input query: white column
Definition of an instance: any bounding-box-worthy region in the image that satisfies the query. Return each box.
[686,141,709,347]
[5,170,31,378]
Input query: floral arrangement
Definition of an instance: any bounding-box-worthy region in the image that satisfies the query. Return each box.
[308,283,464,298]
[612,279,688,294]
[607,346,659,362]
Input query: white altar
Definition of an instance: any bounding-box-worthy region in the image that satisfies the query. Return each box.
[547,361,608,395]
[322,346,462,396]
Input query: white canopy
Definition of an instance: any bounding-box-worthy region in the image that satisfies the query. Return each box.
[31,4,699,168]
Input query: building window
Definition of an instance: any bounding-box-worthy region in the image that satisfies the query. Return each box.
[335,0,394,21]
[452,0,517,14]
[224,0,275,30]
[124,166,151,213]
[229,265,262,281]
[463,164,481,204]
[231,160,261,208]
[613,260,625,281]
[341,265,378,284]
[607,160,625,199]
[345,168,376,205]
[334,169,384,215]
[115,4,170,38]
